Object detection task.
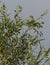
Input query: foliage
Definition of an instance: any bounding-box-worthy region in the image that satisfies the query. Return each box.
[0,3,50,65]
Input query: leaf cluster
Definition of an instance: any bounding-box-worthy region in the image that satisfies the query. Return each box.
[0,4,50,65]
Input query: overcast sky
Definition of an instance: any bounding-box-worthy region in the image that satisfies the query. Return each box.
[1,0,50,48]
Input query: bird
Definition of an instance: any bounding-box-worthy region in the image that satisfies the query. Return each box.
[26,16,35,29]
[29,16,35,22]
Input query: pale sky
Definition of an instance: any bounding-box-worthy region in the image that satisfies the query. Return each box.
[1,0,50,48]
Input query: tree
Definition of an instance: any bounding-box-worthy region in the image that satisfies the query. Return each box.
[0,3,50,65]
